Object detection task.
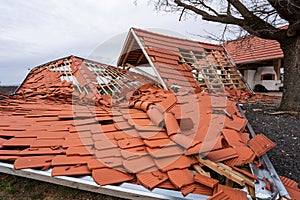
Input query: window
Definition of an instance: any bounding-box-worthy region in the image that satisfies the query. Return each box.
[261,74,275,80]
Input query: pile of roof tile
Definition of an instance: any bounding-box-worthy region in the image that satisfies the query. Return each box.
[2,57,299,199]
[0,25,299,200]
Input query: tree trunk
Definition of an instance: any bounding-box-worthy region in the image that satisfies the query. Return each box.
[279,36,300,111]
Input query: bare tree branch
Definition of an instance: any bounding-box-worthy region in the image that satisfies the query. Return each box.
[268,0,300,22]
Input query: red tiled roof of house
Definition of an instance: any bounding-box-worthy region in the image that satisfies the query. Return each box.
[118,28,247,91]
[224,36,283,64]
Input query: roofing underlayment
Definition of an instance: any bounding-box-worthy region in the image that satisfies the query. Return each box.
[0,28,299,200]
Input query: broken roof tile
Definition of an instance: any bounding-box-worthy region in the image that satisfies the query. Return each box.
[136,170,168,189]
[248,133,276,157]
[92,168,134,186]
[167,169,194,189]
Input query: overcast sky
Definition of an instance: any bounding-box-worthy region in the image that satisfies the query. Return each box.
[0,0,224,85]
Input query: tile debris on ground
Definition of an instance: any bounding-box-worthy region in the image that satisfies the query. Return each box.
[0,28,299,200]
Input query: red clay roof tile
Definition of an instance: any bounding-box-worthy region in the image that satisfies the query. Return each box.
[154,155,198,172]
[146,145,184,158]
[222,129,245,147]
[0,138,6,148]
[92,157,123,169]
[156,93,177,113]
[136,170,168,189]
[167,168,194,189]
[51,155,93,166]
[114,121,133,130]
[280,176,299,189]
[181,183,213,197]
[224,116,248,132]
[156,180,177,190]
[94,148,120,159]
[66,146,94,156]
[215,184,248,200]
[52,165,91,176]
[164,112,180,136]
[170,133,199,149]
[14,155,54,170]
[206,148,238,163]
[147,105,164,127]
[232,166,257,180]
[92,168,134,186]
[137,131,168,140]
[223,146,255,166]
[117,138,144,149]
[0,155,18,161]
[248,134,276,157]
[144,138,175,148]
[0,150,21,155]
[207,190,230,200]
[123,155,155,173]
[3,137,36,147]
[194,174,219,188]
[120,146,148,160]
[19,147,65,155]
[94,138,117,150]
[30,139,65,148]
[185,136,223,155]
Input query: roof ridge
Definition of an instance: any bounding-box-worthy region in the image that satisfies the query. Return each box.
[131,27,222,48]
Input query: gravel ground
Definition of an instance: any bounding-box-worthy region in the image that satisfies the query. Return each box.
[243,101,300,184]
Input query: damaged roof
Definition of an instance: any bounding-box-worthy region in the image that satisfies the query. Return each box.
[0,28,299,200]
[118,28,247,92]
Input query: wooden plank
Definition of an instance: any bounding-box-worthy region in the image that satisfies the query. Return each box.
[193,164,211,177]
[195,156,255,188]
